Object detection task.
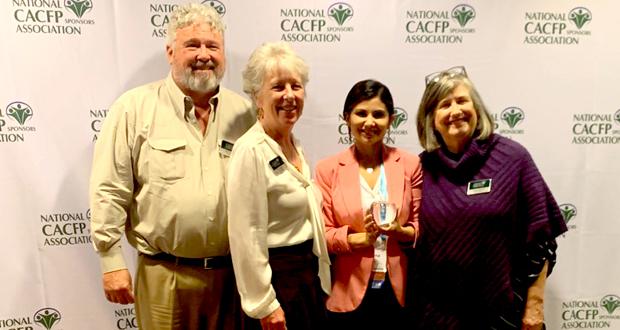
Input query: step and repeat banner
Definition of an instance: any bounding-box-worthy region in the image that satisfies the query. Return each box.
[1,0,619,329]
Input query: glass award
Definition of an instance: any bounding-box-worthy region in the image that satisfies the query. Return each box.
[371,201,397,229]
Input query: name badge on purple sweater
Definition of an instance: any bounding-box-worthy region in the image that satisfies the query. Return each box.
[467,178,492,195]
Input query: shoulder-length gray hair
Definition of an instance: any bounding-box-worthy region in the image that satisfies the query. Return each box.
[416,73,494,152]
[242,42,309,106]
[167,3,225,46]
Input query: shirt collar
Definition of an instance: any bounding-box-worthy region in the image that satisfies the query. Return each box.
[165,73,221,123]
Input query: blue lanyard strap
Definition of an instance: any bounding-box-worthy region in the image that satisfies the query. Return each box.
[378,164,388,201]
[371,164,389,289]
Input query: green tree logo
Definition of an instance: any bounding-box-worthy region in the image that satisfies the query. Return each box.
[34,308,61,330]
[569,7,592,29]
[391,107,408,130]
[500,107,524,129]
[600,295,620,315]
[614,109,620,125]
[559,203,577,223]
[328,3,354,26]
[451,4,476,27]
[64,0,93,18]
[6,102,33,125]
[202,0,226,16]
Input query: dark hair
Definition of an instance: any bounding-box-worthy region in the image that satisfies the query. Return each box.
[343,79,394,120]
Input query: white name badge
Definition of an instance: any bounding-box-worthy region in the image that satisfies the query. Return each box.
[467,178,492,195]
[372,235,388,272]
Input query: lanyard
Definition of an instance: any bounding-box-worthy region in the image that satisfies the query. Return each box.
[377,164,388,201]
[371,164,388,289]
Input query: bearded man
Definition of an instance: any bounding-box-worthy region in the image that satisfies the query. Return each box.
[89,4,254,329]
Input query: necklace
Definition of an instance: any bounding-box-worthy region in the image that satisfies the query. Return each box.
[366,167,374,174]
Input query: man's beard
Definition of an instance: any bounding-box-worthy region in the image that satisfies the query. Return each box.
[176,60,223,94]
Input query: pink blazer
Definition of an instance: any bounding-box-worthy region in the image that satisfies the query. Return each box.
[314,145,422,312]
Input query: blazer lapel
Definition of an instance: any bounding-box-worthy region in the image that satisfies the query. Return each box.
[337,147,364,228]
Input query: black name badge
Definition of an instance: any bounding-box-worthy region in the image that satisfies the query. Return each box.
[219,140,234,157]
[467,178,492,195]
[221,140,234,151]
[269,156,285,170]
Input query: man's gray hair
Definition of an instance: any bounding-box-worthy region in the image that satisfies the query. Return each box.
[167,3,225,46]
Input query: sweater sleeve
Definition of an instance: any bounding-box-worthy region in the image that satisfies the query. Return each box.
[517,150,567,275]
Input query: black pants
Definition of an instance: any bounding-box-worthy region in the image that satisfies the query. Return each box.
[327,275,409,330]
[244,240,327,330]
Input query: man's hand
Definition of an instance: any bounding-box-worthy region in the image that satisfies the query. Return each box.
[103,269,135,304]
[260,307,286,330]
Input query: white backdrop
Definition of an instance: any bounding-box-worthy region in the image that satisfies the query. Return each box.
[2,1,619,329]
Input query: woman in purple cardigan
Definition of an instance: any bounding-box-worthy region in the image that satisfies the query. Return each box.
[410,66,567,329]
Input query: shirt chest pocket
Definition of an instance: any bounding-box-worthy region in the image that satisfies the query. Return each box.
[147,139,187,181]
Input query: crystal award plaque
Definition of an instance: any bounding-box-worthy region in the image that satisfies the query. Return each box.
[371,201,397,229]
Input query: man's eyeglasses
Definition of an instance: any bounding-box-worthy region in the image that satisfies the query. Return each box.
[425,66,468,86]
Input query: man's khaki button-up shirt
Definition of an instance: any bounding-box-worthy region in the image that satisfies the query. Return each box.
[90,74,255,273]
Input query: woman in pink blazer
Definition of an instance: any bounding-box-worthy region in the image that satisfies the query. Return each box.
[315,79,422,329]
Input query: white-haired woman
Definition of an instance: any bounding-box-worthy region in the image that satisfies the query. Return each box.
[227,42,330,330]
